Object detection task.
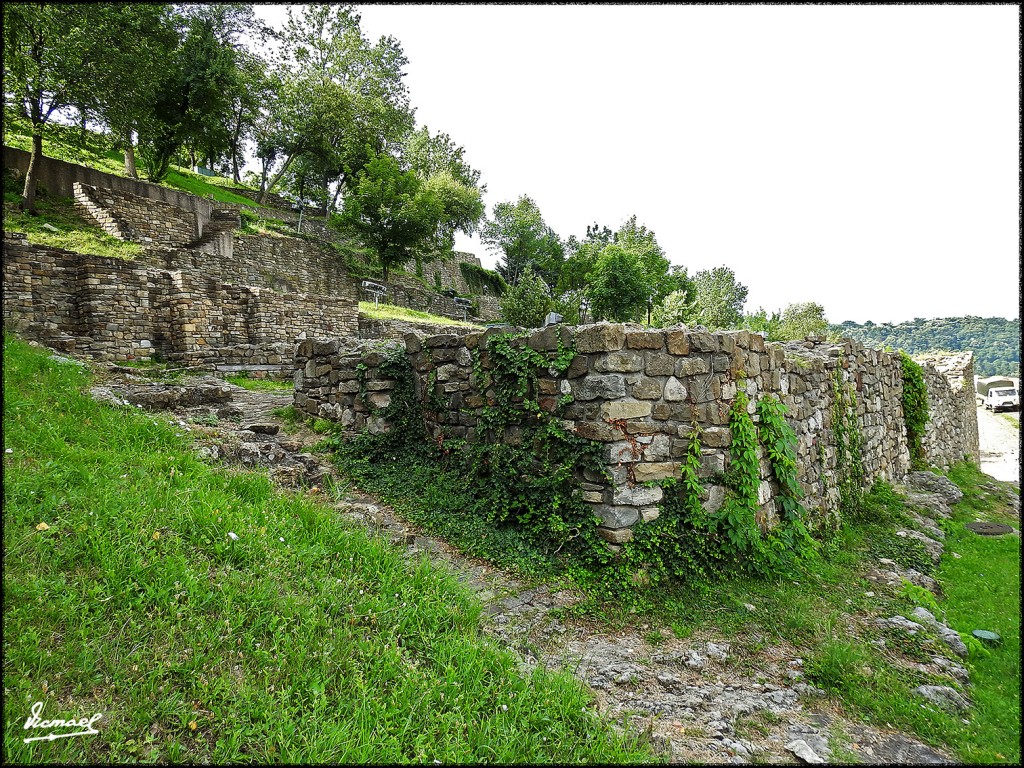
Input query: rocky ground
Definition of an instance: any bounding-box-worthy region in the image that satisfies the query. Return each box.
[73,356,1022,764]
[976,405,1021,483]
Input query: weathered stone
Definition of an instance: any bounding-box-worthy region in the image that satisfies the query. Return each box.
[675,356,710,376]
[666,329,689,355]
[592,504,640,528]
[703,485,726,514]
[633,462,680,482]
[601,399,652,420]
[571,374,626,401]
[612,484,663,506]
[702,427,731,448]
[913,685,970,713]
[645,353,675,376]
[905,472,964,506]
[664,376,687,401]
[597,526,634,544]
[575,421,621,442]
[631,377,664,400]
[574,323,625,353]
[593,350,644,373]
[605,441,642,463]
[626,330,664,350]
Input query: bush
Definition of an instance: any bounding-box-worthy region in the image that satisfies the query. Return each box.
[499,266,552,327]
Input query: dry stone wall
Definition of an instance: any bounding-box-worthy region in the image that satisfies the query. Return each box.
[295,323,977,545]
[3,236,357,371]
[74,182,200,245]
[914,352,981,469]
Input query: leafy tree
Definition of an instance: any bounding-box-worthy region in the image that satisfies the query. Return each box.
[335,151,442,281]
[689,266,749,331]
[652,289,695,328]
[587,245,649,322]
[480,196,564,287]
[419,170,485,250]
[557,223,611,294]
[3,4,113,210]
[777,302,828,341]
[614,215,673,303]
[403,125,482,189]
[259,4,413,209]
[741,308,781,339]
[498,266,552,328]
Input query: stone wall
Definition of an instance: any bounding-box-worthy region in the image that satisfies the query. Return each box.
[294,324,978,545]
[3,236,358,371]
[357,316,480,341]
[74,182,201,245]
[4,146,214,227]
[915,352,981,469]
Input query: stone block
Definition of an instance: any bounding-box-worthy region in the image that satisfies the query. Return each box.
[645,353,675,376]
[663,376,688,402]
[633,462,680,482]
[565,354,589,378]
[666,329,689,355]
[600,399,652,420]
[702,427,732,448]
[425,333,461,347]
[592,504,640,528]
[593,350,644,372]
[574,323,625,353]
[626,330,665,350]
[612,484,663,506]
[571,374,626,401]
[699,450,725,477]
[597,526,634,544]
[643,434,671,460]
[703,485,726,514]
[605,441,642,463]
[676,356,710,376]
[527,325,559,351]
[640,507,661,523]
[313,339,338,355]
[631,377,664,400]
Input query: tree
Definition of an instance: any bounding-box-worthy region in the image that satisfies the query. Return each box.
[689,266,749,330]
[403,125,482,189]
[587,245,650,322]
[258,4,414,207]
[480,196,564,287]
[652,289,695,328]
[777,302,829,341]
[498,266,552,328]
[557,223,611,294]
[335,151,443,281]
[3,4,111,210]
[614,215,674,304]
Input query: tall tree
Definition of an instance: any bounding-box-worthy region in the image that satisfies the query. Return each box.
[587,244,650,322]
[3,4,108,210]
[259,4,414,207]
[479,195,563,287]
[336,151,443,281]
[403,125,483,189]
[689,266,749,331]
[777,302,828,341]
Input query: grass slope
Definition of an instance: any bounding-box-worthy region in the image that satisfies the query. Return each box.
[1,336,653,764]
[359,302,483,328]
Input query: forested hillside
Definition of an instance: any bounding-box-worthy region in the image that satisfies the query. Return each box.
[832,316,1020,377]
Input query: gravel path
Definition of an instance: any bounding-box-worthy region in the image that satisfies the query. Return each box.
[977,405,1021,482]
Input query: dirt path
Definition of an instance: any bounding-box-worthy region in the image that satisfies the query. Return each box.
[89,361,965,764]
[977,405,1021,482]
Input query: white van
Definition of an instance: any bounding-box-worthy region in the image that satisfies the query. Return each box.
[984,387,1020,412]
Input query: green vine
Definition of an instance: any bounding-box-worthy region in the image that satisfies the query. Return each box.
[899,351,930,469]
[717,391,763,560]
[831,366,865,518]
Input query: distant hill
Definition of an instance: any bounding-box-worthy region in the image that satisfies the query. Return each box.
[831,316,1020,378]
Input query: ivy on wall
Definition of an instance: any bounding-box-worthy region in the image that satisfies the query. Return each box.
[899,351,930,469]
[831,366,865,518]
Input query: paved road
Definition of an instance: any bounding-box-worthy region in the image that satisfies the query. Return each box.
[976,405,1021,482]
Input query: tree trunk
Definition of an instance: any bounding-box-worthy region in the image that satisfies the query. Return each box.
[123,128,137,178]
[21,120,44,214]
[328,183,341,222]
[258,150,298,204]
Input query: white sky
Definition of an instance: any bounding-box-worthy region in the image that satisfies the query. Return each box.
[253,3,1020,325]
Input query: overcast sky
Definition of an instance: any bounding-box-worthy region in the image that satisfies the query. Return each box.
[255,3,1020,325]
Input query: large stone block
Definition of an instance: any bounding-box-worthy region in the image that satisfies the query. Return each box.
[571,374,626,400]
[645,353,675,376]
[633,461,680,482]
[612,484,663,506]
[626,330,665,350]
[574,323,625,353]
[666,329,689,355]
[676,356,710,376]
[597,526,634,544]
[631,377,664,400]
[593,350,644,372]
[600,399,652,420]
[592,504,640,529]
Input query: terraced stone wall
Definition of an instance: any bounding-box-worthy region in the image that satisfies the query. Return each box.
[294,324,977,544]
[3,236,358,371]
[914,352,981,469]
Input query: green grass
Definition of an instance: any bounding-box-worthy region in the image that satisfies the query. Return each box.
[2,335,655,764]
[3,170,142,260]
[224,373,293,392]
[333,432,1021,763]
[358,302,483,329]
[3,111,267,209]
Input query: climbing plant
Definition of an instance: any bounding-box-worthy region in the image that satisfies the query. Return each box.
[830,366,865,519]
[899,351,930,469]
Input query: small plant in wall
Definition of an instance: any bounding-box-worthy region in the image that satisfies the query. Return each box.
[899,351,930,469]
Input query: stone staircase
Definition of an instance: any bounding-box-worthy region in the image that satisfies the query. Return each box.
[186,208,240,256]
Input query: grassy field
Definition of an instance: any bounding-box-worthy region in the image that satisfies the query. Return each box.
[1,336,654,764]
[336,437,1021,763]
[3,112,261,208]
[358,302,484,329]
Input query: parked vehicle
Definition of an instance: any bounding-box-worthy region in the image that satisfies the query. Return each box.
[975,375,1019,406]
[984,387,1020,412]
